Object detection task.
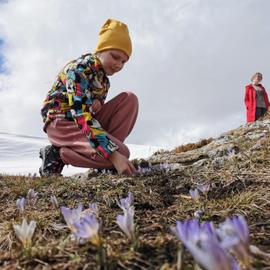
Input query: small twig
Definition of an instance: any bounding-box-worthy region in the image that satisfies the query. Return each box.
[34,258,49,266]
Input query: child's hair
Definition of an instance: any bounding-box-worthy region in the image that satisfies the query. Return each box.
[251,72,263,82]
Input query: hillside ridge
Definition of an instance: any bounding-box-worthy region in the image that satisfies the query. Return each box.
[1,115,270,269]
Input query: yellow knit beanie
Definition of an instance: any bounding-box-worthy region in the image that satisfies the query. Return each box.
[95,18,132,58]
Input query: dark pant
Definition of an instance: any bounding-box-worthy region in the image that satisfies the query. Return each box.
[255,107,267,120]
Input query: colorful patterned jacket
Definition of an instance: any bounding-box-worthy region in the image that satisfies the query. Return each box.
[41,53,118,158]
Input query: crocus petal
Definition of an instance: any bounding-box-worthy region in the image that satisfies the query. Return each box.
[117,215,128,235]
[231,216,249,244]
[74,214,100,246]
[201,221,217,238]
[117,215,133,239]
[172,220,234,270]
[172,219,201,245]
[116,207,135,240]
[197,183,210,193]
[13,218,36,248]
[218,215,251,266]
[189,189,200,201]
[16,197,26,213]
[191,234,234,270]
[117,192,134,210]
[160,163,171,171]
[27,189,38,204]
[61,204,83,231]
[27,221,37,241]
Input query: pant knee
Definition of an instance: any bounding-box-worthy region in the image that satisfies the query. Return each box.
[125,91,138,103]
[59,147,69,165]
[120,92,139,113]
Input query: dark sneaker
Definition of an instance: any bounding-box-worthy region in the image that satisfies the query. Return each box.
[39,145,65,177]
[97,168,118,175]
[131,158,150,170]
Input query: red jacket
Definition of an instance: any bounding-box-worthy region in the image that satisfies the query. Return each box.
[244,83,270,122]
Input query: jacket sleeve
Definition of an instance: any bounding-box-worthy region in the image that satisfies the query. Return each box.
[65,67,118,158]
[262,87,270,108]
[244,86,251,110]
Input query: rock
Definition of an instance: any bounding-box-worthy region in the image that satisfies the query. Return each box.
[192,158,208,168]
[212,156,228,169]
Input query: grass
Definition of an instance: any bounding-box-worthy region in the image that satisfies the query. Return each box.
[1,128,270,269]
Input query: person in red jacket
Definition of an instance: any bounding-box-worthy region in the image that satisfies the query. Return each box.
[244,72,270,122]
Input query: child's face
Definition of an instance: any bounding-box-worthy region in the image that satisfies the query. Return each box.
[96,49,129,76]
[253,74,263,85]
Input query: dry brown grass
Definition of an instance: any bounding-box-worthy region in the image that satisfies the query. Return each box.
[1,135,270,269]
[174,138,213,154]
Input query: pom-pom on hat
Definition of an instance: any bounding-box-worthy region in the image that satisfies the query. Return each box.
[95,18,132,58]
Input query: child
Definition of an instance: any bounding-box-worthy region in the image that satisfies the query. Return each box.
[40,18,138,176]
[244,72,270,122]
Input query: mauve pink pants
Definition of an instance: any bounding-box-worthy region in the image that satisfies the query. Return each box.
[46,92,139,169]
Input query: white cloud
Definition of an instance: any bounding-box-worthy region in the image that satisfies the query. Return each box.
[0,0,270,148]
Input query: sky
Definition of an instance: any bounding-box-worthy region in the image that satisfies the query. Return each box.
[0,38,4,72]
[0,0,270,149]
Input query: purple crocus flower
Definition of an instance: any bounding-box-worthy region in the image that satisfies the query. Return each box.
[189,188,200,201]
[137,166,152,174]
[60,204,83,232]
[227,148,236,157]
[159,163,171,172]
[13,218,37,248]
[228,216,249,245]
[50,195,59,209]
[116,207,135,240]
[171,219,201,244]
[117,192,134,210]
[218,215,252,266]
[16,197,26,213]
[74,214,100,246]
[171,220,235,270]
[27,188,38,205]
[196,235,238,270]
[197,183,210,194]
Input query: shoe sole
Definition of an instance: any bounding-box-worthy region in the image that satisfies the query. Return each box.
[39,146,63,177]
[39,147,47,177]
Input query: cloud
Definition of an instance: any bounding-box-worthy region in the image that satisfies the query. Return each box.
[0,0,270,148]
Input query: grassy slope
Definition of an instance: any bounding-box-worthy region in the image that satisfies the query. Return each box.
[1,127,270,269]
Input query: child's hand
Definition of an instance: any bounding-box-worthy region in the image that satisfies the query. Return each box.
[91,99,102,114]
[109,151,137,176]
